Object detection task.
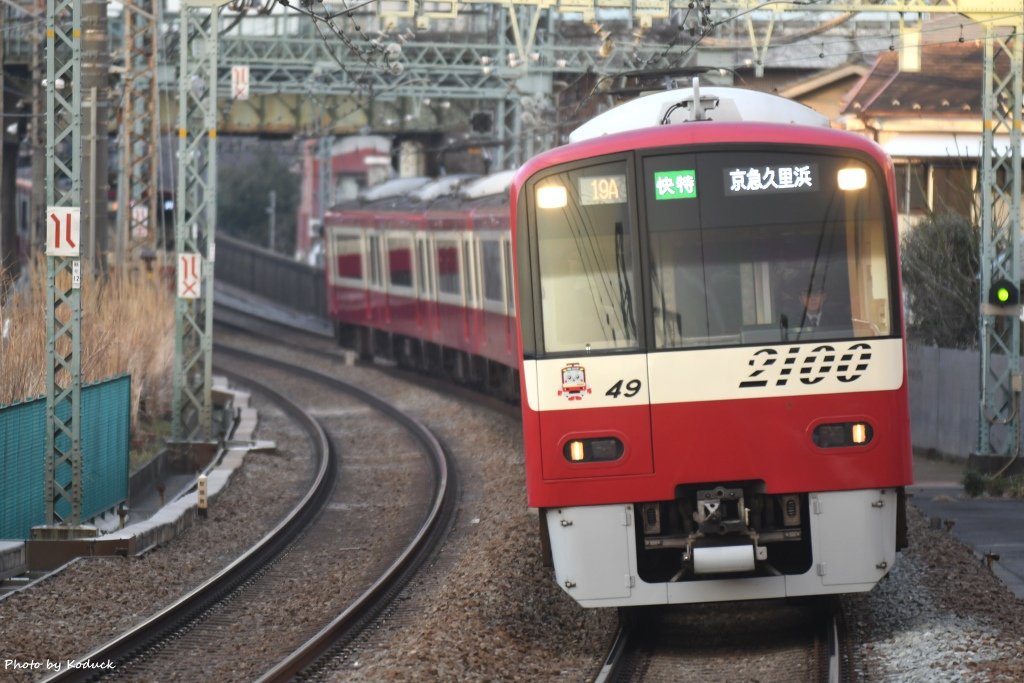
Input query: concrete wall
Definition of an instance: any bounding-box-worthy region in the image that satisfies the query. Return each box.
[907,344,979,458]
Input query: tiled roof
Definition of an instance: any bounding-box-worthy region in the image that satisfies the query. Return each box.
[841,41,992,117]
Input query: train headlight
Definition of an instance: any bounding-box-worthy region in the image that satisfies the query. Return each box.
[837,167,867,191]
[536,184,568,209]
[812,422,873,448]
[563,437,624,463]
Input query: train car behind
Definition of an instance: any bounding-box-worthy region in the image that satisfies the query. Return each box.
[325,171,519,398]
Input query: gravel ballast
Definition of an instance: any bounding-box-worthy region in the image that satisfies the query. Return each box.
[3,341,1024,681]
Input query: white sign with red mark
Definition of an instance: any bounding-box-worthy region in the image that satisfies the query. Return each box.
[131,204,149,238]
[46,206,80,257]
[231,65,250,101]
[178,253,202,299]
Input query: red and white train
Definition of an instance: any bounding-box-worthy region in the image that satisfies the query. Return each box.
[325,85,913,608]
[325,171,521,399]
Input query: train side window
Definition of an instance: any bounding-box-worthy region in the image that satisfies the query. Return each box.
[416,236,431,298]
[465,234,479,308]
[367,234,383,289]
[532,159,638,353]
[330,229,363,285]
[502,239,515,314]
[388,233,414,290]
[436,236,462,300]
[481,238,504,309]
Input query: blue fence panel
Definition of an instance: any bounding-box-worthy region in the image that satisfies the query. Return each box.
[0,376,131,539]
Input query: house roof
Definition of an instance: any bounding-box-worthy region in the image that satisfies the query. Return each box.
[841,41,997,118]
[776,63,869,100]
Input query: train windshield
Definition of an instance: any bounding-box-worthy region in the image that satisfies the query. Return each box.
[644,149,894,349]
[532,159,639,353]
[524,148,895,356]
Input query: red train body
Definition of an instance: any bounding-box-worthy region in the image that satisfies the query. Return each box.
[326,86,913,608]
[325,172,520,395]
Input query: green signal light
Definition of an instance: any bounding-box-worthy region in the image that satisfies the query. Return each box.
[989,278,1019,306]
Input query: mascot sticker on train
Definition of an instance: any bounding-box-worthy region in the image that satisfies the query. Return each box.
[558,363,591,401]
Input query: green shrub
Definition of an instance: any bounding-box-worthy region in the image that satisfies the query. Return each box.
[962,470,987,497]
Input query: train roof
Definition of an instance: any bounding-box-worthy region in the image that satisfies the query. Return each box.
[412,174,479,202]
[569,85,829,143]
[325,170,515,219]
[347,172,511,210]
[359,176,432,202]
[460,169,515,200]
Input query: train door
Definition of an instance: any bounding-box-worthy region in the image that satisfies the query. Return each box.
[478,232,507,357]
[435,233,465,350]
[385,231,416,333]
[414,233,435,336]
[523,156,654,480]
[366,231,385,325]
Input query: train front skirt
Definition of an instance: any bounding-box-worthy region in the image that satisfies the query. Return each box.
[545,488,897,607]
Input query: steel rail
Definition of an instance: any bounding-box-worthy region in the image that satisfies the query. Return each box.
[42,357,334,683]
[248,343,459,682]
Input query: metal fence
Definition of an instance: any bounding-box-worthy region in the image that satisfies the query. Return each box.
[216,235,327,319]
[0,376,131,539]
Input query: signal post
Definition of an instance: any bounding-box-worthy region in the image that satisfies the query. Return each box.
[172,0,230,443]
[36,0,91,538]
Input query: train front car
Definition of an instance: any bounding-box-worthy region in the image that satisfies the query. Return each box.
[511,86,912,608]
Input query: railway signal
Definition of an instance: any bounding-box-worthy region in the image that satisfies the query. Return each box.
[988,278,1020,307]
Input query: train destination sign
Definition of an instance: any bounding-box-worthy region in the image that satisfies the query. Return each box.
[579,175,627,205]
[725,164,816,195]
[653,169,697,200]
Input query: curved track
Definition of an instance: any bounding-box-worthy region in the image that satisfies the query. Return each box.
[43,345,457,682]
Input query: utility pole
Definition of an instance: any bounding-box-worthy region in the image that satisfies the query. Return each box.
[81,0,108,274]
[39,0,86,534]
[118,0,161,263]
[0,4,12,290]
[172,0,228,442]
[977,20,1023,461]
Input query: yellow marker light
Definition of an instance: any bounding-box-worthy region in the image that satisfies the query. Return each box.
[536,184,568,210]
[837,167,867,191]
[569,440,585,462]
[851,423,868,445]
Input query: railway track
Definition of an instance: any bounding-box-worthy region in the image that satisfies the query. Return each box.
[214,304,862,682]
[43,343,457,682]
[597,597,850,683]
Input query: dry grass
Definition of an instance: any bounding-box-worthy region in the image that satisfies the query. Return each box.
[0,257,175,434]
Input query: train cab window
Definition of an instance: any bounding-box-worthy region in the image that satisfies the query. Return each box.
[644,150,894,349]
[532,159,638,353]
[436,237,462,298]
[330,230,363,284]
[388,234,414,289]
